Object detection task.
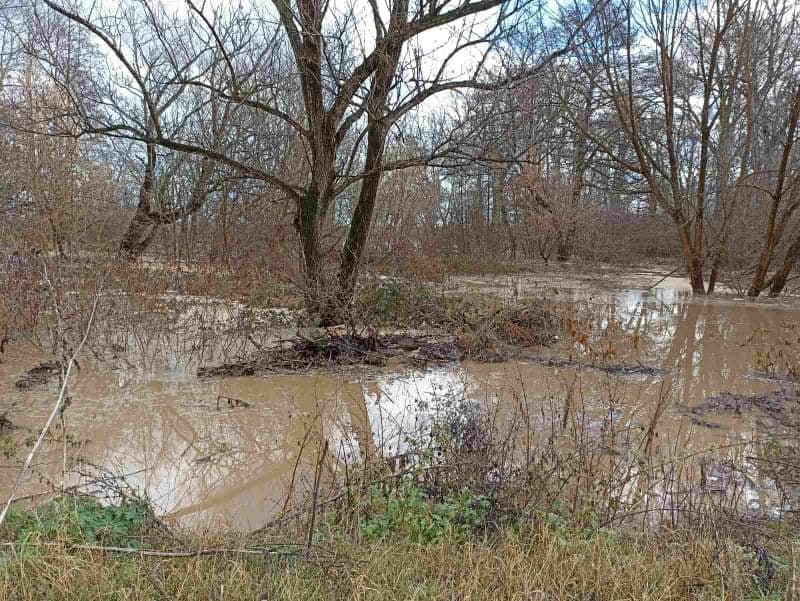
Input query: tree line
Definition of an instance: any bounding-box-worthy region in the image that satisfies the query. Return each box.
[1,0,799,317]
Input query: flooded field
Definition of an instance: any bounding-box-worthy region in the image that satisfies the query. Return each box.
[2,269,799,531]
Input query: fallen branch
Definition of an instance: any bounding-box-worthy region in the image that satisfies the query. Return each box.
[0,541,307,558]
[646,265,685,291]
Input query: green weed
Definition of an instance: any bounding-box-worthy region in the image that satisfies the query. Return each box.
[3,496,151,547]
[360,485,491,544]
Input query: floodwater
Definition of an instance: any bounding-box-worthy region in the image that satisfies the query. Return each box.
[2,269,799,530]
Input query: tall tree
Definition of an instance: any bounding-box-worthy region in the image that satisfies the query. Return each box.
[38,0,601,318]
[586,0,740,293]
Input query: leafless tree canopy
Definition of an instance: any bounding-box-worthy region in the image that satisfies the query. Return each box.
[1,0,800,313]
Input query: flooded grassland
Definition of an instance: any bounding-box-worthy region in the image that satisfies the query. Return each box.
[2,268,799,531]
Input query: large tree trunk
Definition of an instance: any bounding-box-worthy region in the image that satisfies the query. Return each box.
[118,147,215,261]
[768,235,800,297]
[748,237,776,297]
[678,224,706,294]
[338,126,387,309]
[330,5,406,316]
[688,256,705,294]
[296,184,326,314]
[119,205,160,260]
[294,129,339,319]
[119,143,158,260]
[707,252,722,294]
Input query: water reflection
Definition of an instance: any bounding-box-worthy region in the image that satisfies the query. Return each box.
[363,369,471,457]
[2,274,799,529]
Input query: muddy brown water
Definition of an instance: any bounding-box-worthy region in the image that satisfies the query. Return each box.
[2,270,799,530]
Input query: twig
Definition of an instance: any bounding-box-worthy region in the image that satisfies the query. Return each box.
[9,467,151,506]
[306,440,328,556]
[646,265,685,291]
[282,420,316,513]
[0,292,101,531]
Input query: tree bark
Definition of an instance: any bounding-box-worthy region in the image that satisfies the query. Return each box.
[338,126,387,308]
[768,235,800,297]
[119,142,158,260]
[296,184,326,313]
[331,0,408,314]
[678,222,706,294]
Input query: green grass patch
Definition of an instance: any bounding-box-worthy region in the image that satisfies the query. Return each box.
[359,485,491,544]
[3,496,151,547]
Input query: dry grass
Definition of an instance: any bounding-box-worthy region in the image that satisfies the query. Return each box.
[0,520,789,600]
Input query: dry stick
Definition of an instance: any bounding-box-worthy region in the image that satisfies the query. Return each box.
[305,440,328,556]
[646,264,686,291]
[0,542,302,558]
[282,420,316,513]
[0,293,100,531]
[60,412,68,493]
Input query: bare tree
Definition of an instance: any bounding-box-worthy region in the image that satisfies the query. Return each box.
[747,84,800,296]
[36,0,602,318]
[582,0,742,292]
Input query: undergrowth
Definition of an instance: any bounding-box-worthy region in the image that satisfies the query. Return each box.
[3,496,151,548]
[359,485,492,544]
[0,499,792,600]
[352,279,559,359]
[1,477,796,599]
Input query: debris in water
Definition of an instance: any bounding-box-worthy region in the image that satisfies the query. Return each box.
[689,389,800,427]
[15,361,62,389]
[216,395,251,409]
[198,333,462,377]
[524,356,667,377]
